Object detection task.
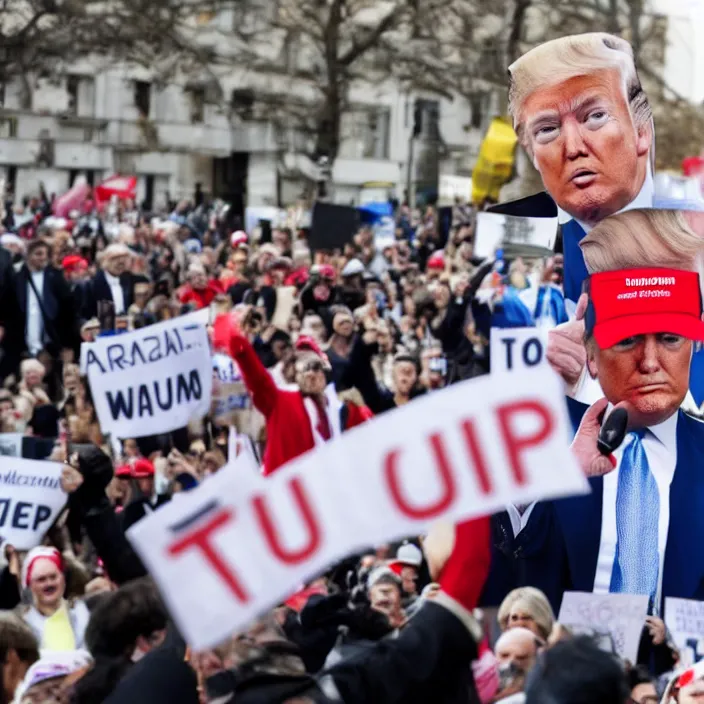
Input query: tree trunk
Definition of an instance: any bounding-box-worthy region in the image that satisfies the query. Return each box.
[315,0,344,165]
[506,0,532,64]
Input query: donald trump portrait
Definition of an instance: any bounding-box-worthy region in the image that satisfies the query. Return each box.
[504,33,704,407]
[502,209,704,622]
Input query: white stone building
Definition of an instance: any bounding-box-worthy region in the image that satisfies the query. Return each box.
[0,31,486,213]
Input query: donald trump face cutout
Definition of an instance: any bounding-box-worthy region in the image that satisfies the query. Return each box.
[509,33,653,226]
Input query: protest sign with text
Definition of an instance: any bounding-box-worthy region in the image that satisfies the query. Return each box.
[558,592,649,662]
[0,458,66,550]
[490,327,548,375]
[665,597,704,668]
[128,367,588,650]
[83,311,212,439]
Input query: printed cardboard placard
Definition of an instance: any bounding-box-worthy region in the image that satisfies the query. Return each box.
[558,591,649,663]
[0,457,67,550]
[83,311,212,439]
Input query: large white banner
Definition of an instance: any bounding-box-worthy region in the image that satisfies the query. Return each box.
[490,327,549,375]
[128,367,588,650]
[558,592,649,662]
[665,597,704,668]
[83,311,212,439]
[0,458,67,550]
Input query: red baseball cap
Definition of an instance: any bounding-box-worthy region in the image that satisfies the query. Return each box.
[132,458,155,478]
[586,267,704,349]
[62,254,88,272]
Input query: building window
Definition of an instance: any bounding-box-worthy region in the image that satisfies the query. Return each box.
[414,99,440,141]
[363,109,391,159]
[231,89,255,120]
[469,93,488,130]
[189,88,205,123]
[135,80,151,118]
[0,117,17,138]
[67,75,79,115]
[0,82,5,108]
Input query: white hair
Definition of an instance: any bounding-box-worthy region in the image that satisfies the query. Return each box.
[581,208,704,301]
[508,33,652,155]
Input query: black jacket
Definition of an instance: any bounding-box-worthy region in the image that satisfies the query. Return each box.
[0,248,21,380]
[80,269,135,321]
[15,263,78,355]
[230,602,480,704]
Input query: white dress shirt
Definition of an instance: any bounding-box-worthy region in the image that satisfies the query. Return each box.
[593,409,678,616]
[26,270,45,355]
[104,271,125,314]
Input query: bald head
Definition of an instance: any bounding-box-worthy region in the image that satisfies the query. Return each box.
[496,627,542,673]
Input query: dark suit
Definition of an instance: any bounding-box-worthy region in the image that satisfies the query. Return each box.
[0,248,22,380]
[499,397,704,614]
[15,264,77,357]
[80,269,135,321]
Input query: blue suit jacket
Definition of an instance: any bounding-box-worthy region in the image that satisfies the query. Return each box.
[555,399,704,607]
[506,398,704,615]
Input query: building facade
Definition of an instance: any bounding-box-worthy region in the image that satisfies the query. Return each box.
[0,63,484,212]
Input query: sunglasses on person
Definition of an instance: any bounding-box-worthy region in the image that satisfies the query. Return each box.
[296,359,325,374]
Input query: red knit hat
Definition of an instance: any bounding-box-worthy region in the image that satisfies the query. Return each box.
[22,547,64,588]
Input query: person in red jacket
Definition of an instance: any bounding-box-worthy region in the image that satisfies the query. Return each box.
[178,264,222,310]
[212,313,372,475]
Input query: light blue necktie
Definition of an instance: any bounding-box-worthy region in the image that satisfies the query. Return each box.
[609,430,660,604]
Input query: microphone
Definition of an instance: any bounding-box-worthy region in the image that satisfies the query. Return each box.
[597,408,629,456]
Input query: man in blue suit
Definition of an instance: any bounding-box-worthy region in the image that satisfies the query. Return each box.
[544,210,704,619]
[483,208,704,617]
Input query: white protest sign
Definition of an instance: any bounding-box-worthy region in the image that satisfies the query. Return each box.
[0,434,23,458]
[128,366,588,650]
[665,598,704,668]
[211,354,252,424]
[490,327,548,375]
[83,311,212,439]
[558,592,649,662]
[79,308,211,375]
[474,211,558,259]
[0,458,67,550]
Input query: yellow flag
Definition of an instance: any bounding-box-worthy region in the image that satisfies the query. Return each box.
[472,117,518,205]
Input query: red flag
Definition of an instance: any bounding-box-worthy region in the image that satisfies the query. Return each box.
[94,175,137,203]
[53,181,90,218]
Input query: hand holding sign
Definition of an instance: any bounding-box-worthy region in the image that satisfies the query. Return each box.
[546,293,588,386]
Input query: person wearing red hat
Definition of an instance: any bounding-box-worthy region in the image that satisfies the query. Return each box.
[61,255,89,282]
[513,210,704,632]
[212,312,372,476]
[119,457,170,530]
[20,546,90,651]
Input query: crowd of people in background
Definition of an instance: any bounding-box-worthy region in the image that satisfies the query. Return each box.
[0,182,691,704]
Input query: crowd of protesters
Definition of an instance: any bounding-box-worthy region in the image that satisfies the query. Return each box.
[0,184,696,704]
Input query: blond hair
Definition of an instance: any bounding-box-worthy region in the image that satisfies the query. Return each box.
[20,359,45,379]
[509,33,651,154]
[581,209,704,284]
[498,587,555,641]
